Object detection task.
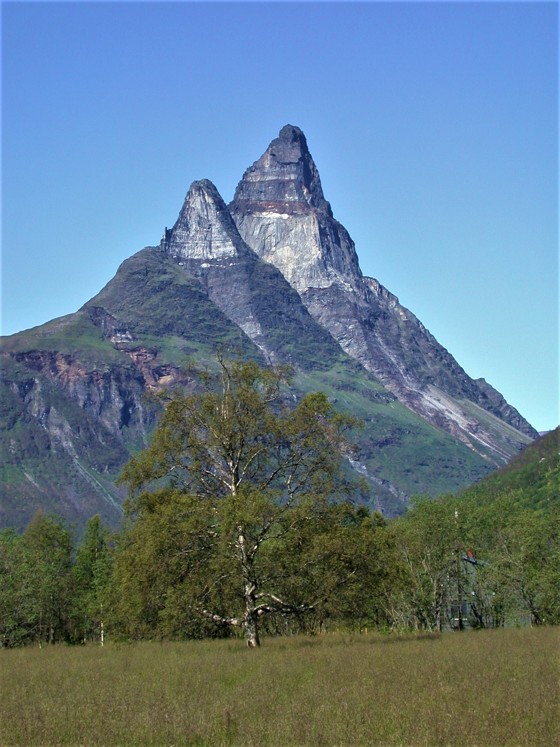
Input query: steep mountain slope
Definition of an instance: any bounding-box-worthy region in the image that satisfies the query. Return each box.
[2,246,493,528]
[1,125,537,530]
[230,125,537,460]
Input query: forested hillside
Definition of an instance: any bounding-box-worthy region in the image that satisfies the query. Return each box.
[458,427,559,511]
[1,368,557,648]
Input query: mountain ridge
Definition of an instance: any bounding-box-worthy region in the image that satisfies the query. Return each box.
[0,125,536,530]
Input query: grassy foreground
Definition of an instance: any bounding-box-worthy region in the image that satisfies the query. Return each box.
[1,627,558,746]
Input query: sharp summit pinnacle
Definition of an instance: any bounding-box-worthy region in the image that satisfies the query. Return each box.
[231,124,332,216]
[230,124,538,449]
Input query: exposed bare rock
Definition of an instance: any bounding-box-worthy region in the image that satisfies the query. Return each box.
[231,125,363,295]
[161,179,348,370]
[163,179,252,261]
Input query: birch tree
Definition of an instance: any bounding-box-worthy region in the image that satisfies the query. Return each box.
[119,358,356,647]
[72,515,112,645]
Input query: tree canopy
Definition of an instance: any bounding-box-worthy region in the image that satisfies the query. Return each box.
[118,358,359,646]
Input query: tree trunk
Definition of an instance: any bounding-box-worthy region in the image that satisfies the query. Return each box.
[243,612,260,648]
[238,524,261,647]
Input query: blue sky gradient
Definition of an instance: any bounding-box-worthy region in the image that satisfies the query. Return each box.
[2,1,558,432]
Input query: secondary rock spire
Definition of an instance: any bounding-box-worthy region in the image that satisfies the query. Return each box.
[162,179,250,261]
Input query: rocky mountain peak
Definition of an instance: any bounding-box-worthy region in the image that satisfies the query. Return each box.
[231,124,332,217]
[229,125,363,296]
[278,123,306,142]
[161,179,250,261]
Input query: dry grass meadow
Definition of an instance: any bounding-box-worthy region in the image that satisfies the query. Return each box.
[1,627,558,746]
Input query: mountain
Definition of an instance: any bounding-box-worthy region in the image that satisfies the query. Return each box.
[0,126,537,530]
[229,125,536,455]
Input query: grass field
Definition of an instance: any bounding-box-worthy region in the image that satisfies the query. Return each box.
[1,627,558,746]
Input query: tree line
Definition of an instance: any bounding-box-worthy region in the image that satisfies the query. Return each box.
[1,360,558,647]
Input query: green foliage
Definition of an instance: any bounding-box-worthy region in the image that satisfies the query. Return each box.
[22,511,75,645]
[110,490,225,640]
[388,491,560,630]
[115,357,366,646]
[466,497,560,626]
[379,429,560,631]
[387,496,459,631]
[120,359,355,504]
[72,515,113,644]
[0,529,35,647]
[0,370,556,647]
[0,512,118,648]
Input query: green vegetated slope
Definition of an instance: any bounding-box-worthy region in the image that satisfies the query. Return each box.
[1,249,265,522]
[1,318,130,528]
[85,248,257,355]
[298,366,493,515]
[459,426,559,512]
[0,260,231,529]
[237,261,348,371]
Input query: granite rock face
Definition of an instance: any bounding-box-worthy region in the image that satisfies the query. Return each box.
[231,125,363,295]
[160,178,348,369]
[230,125,538,458]
[163,179,251,262]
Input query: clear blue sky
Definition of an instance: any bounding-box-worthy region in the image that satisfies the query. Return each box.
[2,1,558,433]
